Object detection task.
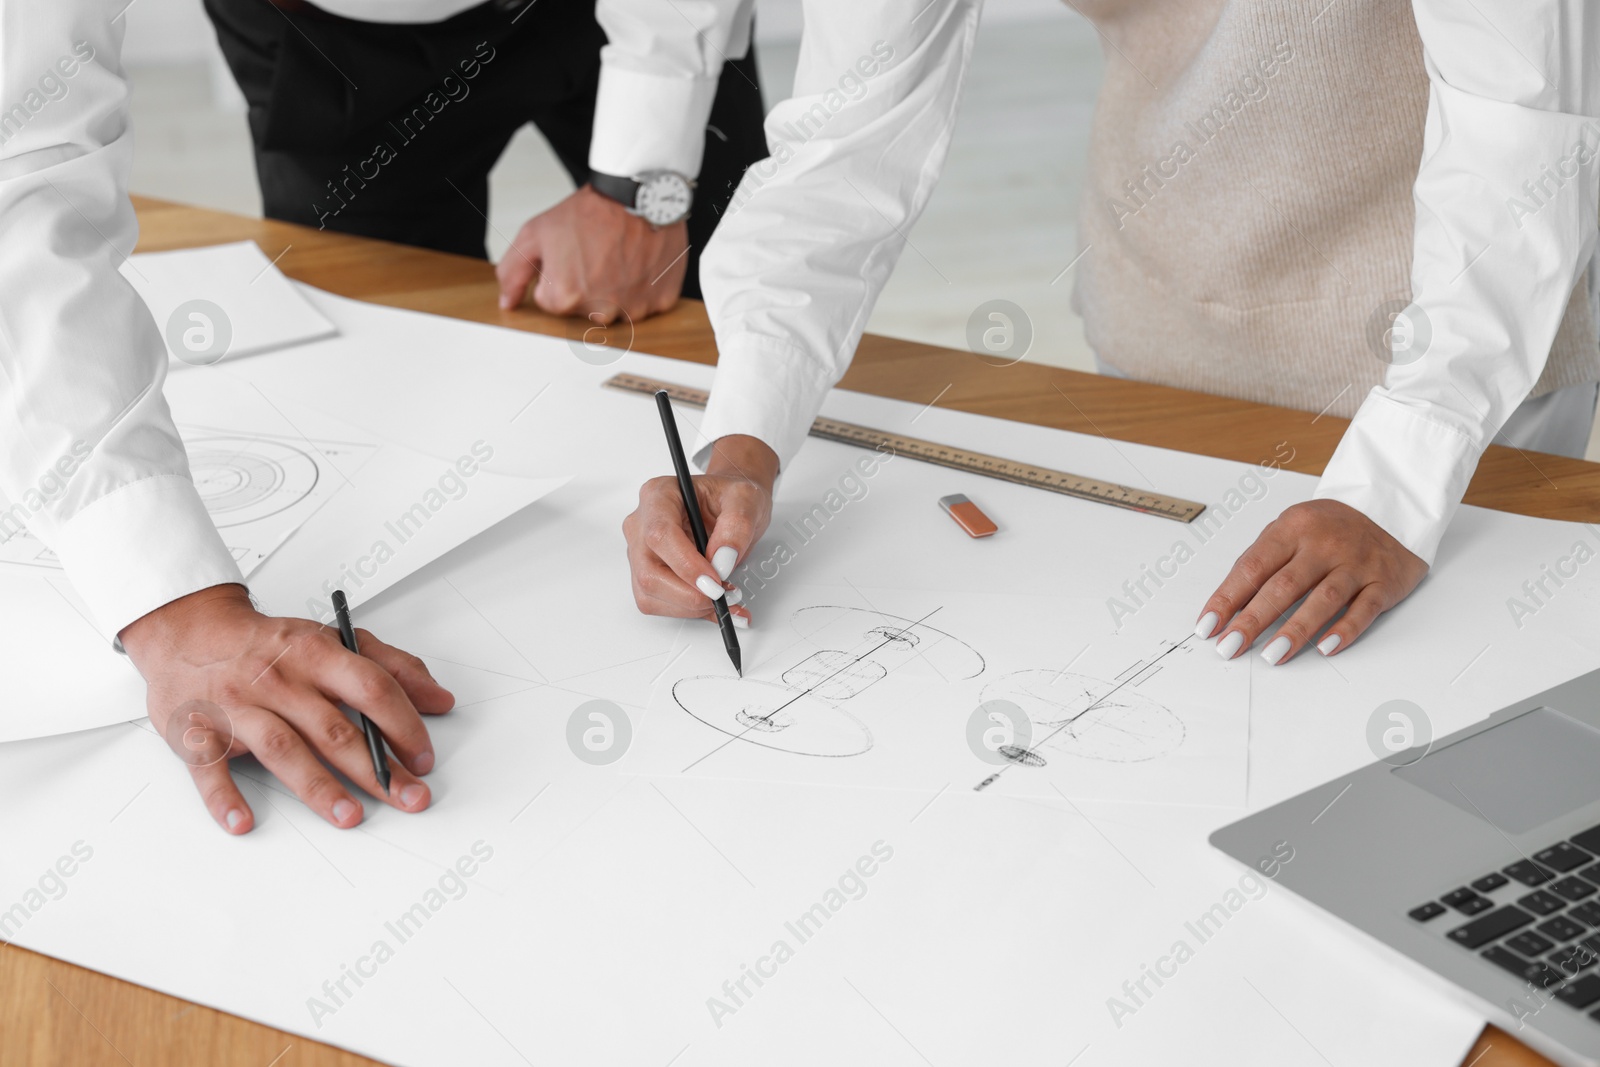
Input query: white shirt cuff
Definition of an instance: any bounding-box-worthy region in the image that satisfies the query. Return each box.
[1313,393,1480,566]
[692,332,836,471]
[589,64,717,180]
[50,474,245,644]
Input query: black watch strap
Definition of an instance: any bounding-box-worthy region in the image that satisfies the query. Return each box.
[589,172,640,211]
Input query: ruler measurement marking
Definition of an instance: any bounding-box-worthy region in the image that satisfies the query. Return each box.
[604,374,1205,523]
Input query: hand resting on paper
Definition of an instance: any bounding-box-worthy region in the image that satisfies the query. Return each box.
[1195,499,1428,666]
[623,435,775,624]
[495,185,688,324]
[119,584,455,835]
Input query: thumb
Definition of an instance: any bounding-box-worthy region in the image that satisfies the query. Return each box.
[496,224,543,311]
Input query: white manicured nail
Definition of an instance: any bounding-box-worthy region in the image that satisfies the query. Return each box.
[1260,635,1291,666]
[731,613,751,629]
[695,575,724,600]
[1194,611,1219,640]
[225,809,244,830]
[1216,631,1244,660]
[724,586,743,605]
[712,546,738,580]
[1317,633,1341,656]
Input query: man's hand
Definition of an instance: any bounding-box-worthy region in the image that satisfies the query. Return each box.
[1196,499,1429,665]
[120,584,455,835]
[496,185,688,324]
[623,435,778,623]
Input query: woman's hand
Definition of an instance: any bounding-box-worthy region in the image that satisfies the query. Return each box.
[1196,499,1429,664]
[623,435,778,624]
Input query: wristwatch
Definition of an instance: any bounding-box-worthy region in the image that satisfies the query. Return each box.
[590,169,694,227]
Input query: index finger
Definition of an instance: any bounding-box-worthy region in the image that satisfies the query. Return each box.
[496,227,542,311]
[1195,532,1296,642]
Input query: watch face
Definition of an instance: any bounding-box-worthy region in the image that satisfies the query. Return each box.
[635,172,692,226]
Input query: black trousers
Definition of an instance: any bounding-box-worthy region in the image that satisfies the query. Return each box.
[202,0,768,299]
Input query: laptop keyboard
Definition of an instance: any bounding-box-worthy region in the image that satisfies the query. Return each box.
[1412,822,1600,1015]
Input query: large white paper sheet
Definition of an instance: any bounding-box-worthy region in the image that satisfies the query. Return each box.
[0,722,1484,1067]
[11,281,1600,1065]
[627,583,1249,806]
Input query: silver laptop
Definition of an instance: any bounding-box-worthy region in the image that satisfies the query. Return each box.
[1212,667,1600,1066]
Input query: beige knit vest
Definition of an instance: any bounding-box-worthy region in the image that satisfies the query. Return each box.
[1069,0,1599,416]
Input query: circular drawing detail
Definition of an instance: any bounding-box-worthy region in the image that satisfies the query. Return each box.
[186,437,321,527]
[982,669,1184,763]
[673,677,873,757]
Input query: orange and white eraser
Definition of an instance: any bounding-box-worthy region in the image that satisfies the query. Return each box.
[938,493,997,538]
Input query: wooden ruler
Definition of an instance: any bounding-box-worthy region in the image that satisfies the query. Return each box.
[604,372,1206,523]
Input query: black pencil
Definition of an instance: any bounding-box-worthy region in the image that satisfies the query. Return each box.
[654,389,742,676]
[331,589,391,794]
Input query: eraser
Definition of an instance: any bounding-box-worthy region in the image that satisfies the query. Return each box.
[938,493,997,538]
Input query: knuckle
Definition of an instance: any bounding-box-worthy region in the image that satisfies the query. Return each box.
[636,569,668,599]
[1233,608,1267,633]
[321,713,361,750]
[1233,555,1271,589]
[255,725,300,764]
[643,521,675,552]
[215,680,251,708]
[1276,620,1310,645]
[1315,579,1350,605]
[305,776,346,808]
[351,668,394,710]
[200,782,237,812]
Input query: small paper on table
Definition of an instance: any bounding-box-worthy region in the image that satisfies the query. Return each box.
[120,240,337,361]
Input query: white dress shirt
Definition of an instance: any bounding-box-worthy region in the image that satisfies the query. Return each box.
[294,0,756,181]
[606,0,1598,567]
[0,0,750,644]
[1,5,243,642]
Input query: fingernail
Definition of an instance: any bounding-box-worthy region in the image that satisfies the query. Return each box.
[1317,633,1341,656]
[712,546,738,580]
[332,798,359,824]
[400,783,426,807]
[1216,631,1244,660]
[1260,635,1291,666]
[412,750,434,775]
[225,809,244,830]
[724,586,743,606]
[498,294,512,310]
[695,575,724,600]
[732,613,751,629]
[1194,611,1219,640]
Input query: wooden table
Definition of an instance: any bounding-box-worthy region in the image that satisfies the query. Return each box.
[4,197,1587,1067]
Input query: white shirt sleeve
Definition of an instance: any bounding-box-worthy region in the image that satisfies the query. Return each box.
[693,0,982,468]
[0,4,242,642]
[589,0,755,180]
[1314,0,1600,564]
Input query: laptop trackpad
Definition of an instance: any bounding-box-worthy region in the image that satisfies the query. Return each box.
[1393,706,1600,834]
